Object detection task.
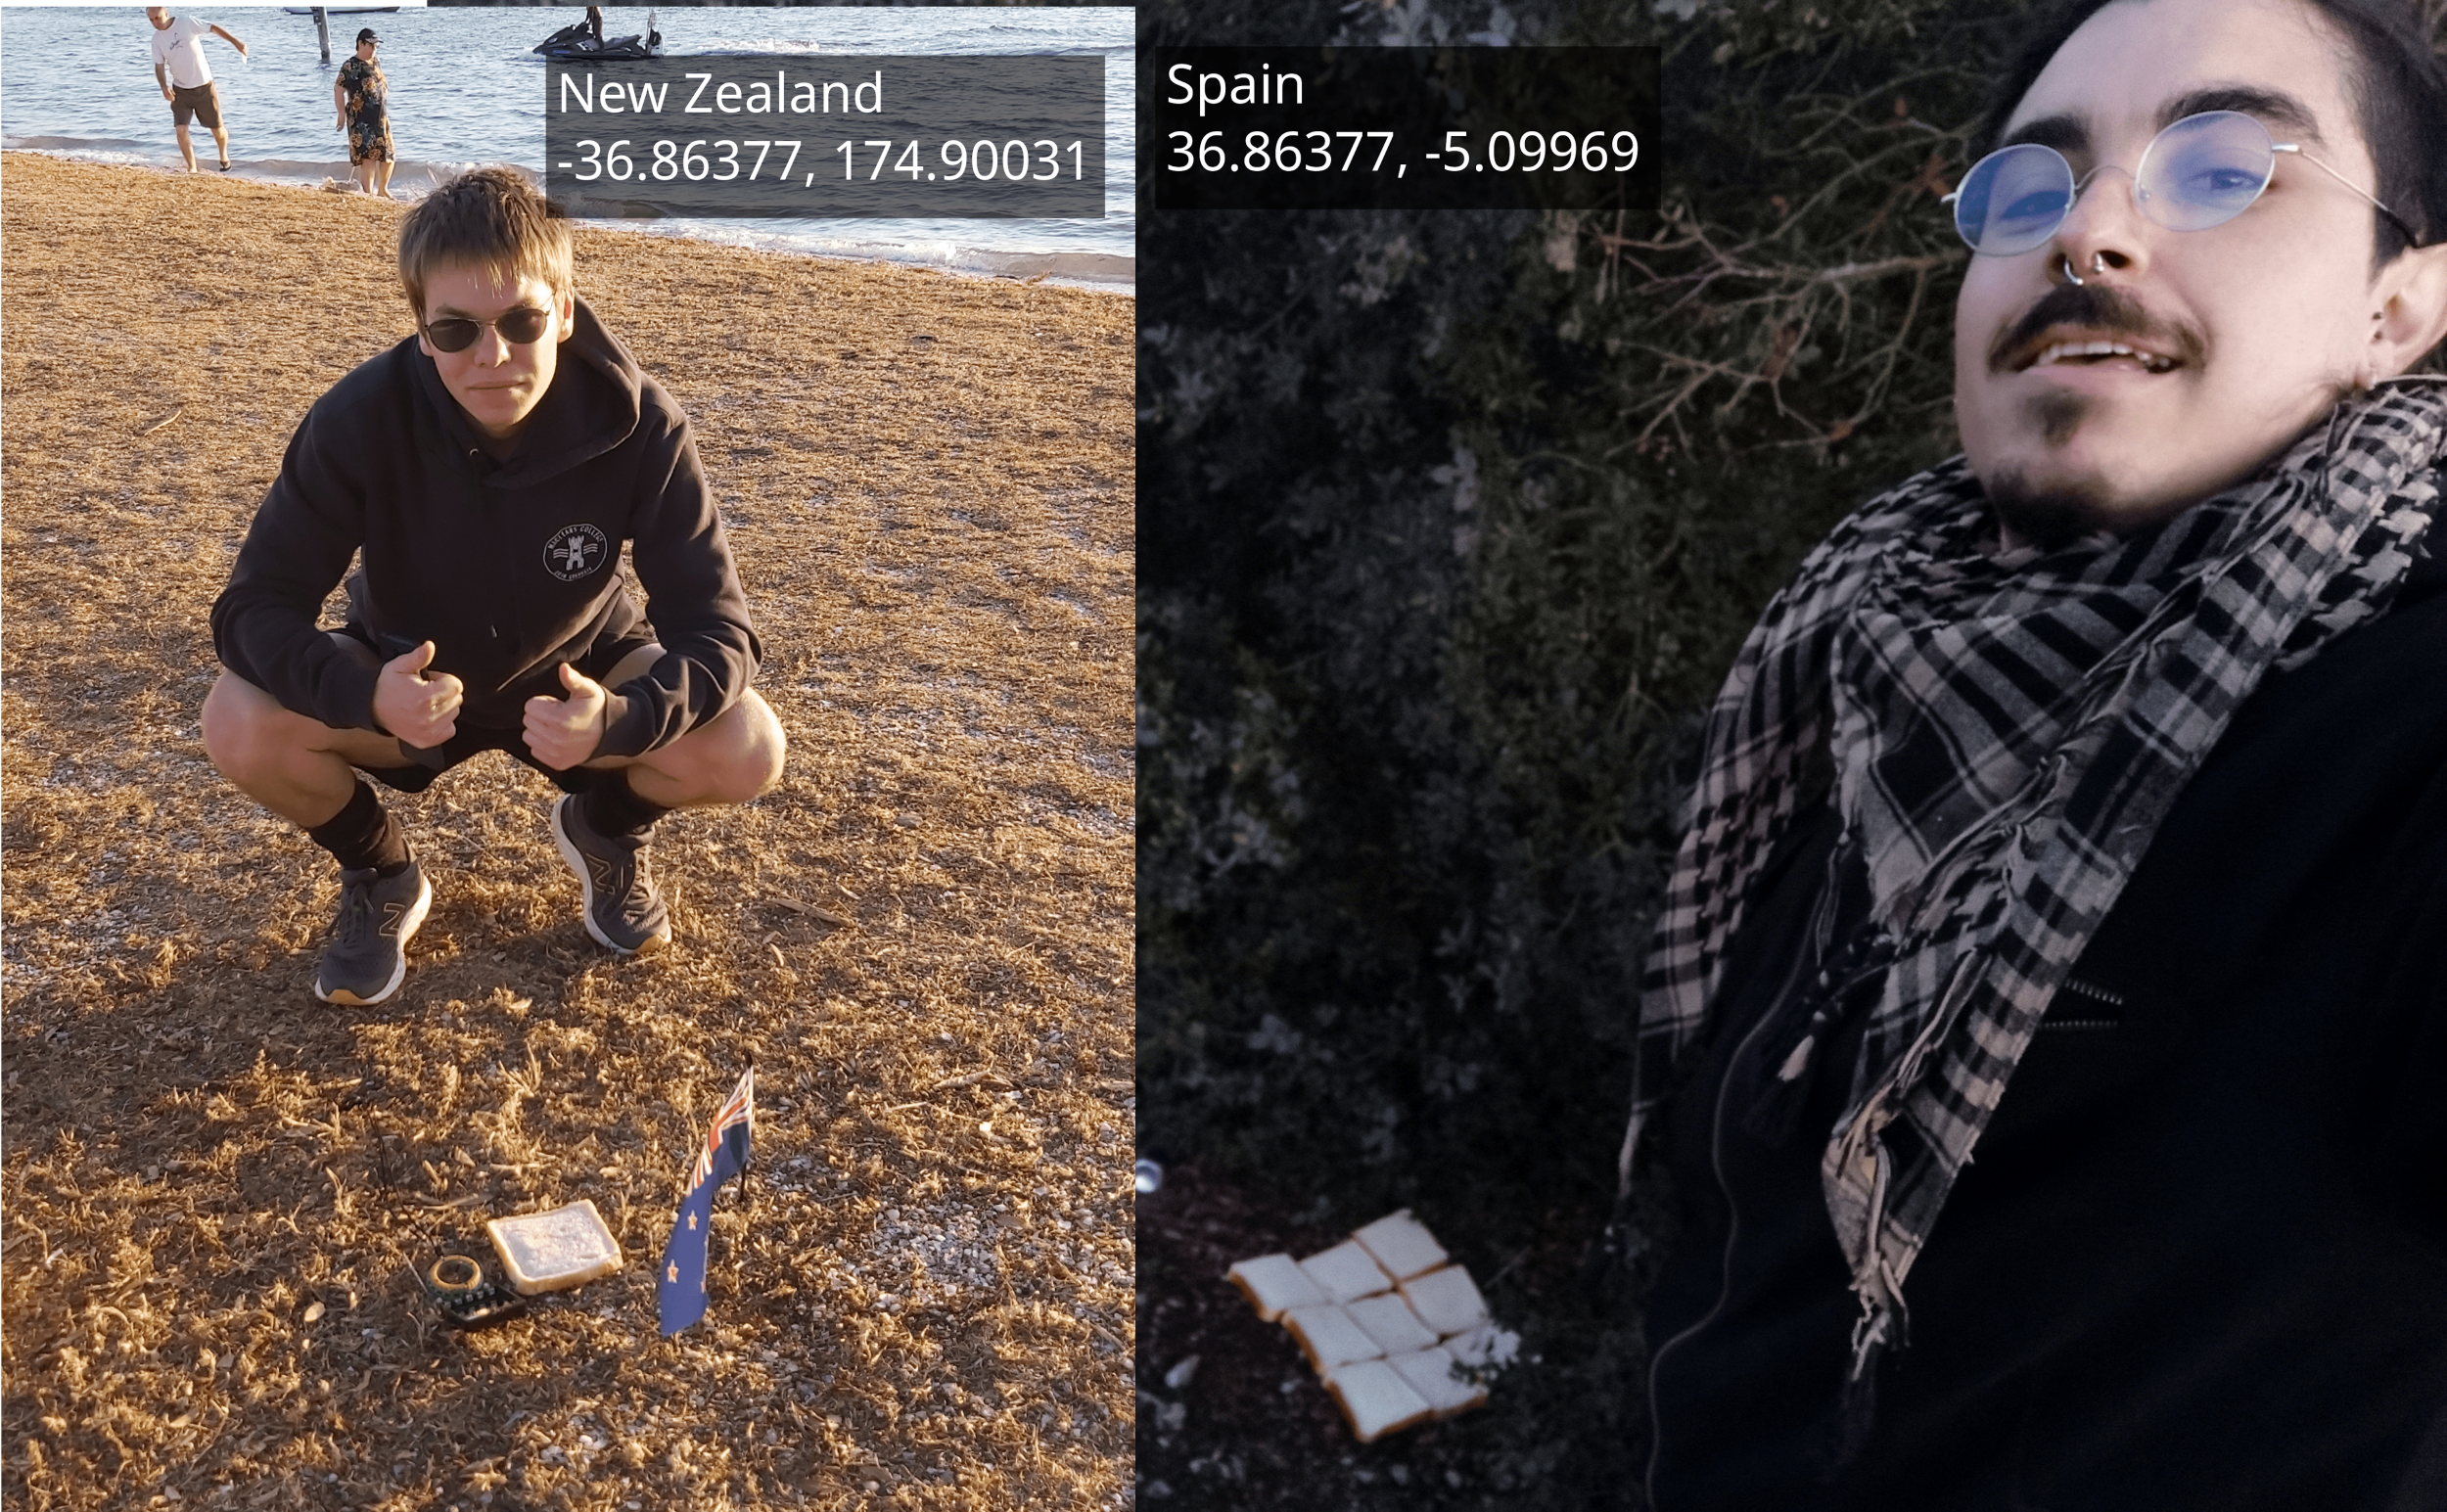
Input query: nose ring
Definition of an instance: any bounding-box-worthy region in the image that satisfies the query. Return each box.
[2059,252,2107,286]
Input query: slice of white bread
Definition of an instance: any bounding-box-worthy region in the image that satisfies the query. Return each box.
[1345,1291,1440,1355]
[1283,1304,1385,1372]
[1321,1357,1436,1443]
[1297,1240,1394,1304]
[1386,1345,1491,1419]
[1351,1209,1450,1281]
[1399,1263,1491,1338]
[1225,1254,1328,1322]
[1445,1321,1522,1370]
[485,1200,623,1296]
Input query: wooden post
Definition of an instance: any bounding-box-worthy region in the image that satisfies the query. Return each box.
[312,7,329,65]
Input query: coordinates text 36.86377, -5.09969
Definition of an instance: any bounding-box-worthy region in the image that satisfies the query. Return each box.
[1145,47,1659,212]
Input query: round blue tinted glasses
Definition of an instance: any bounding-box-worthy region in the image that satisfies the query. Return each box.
[1945,110,2412,255]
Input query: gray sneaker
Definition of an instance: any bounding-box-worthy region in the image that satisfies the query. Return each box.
[314,860,432,1005]
[551,795,671,955]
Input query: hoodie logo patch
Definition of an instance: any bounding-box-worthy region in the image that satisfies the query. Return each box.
[543,524,609,581]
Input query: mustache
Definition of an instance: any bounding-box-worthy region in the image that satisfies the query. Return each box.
[1987,283,2206,372]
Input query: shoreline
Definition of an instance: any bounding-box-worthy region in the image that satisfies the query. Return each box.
[0,144,1135,295]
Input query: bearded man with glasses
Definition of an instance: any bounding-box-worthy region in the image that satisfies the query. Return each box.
[1627,0,2447,1505]
[203,166,784,1004]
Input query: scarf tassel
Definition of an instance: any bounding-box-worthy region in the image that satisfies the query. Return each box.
[1743,924,1897,1146]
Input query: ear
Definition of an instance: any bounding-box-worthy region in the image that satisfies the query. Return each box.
[2368,243,2447,381]
[556,288,578,344]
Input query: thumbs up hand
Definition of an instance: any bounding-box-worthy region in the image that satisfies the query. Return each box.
[523,662,613,771]
[373,639,462,749]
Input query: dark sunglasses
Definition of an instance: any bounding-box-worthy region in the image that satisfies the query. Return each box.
[420,306,555,353]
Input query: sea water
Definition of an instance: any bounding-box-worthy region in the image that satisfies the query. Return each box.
[0,5,1134,289]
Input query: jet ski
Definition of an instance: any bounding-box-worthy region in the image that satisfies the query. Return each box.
[533,17,663,61]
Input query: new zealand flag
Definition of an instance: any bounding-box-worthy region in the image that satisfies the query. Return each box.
[658,1065,754,1335]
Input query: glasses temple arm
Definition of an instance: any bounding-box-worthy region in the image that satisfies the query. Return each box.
[2274,143,2423,248]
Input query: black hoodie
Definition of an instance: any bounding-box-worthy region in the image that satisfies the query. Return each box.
[210,298,760,759]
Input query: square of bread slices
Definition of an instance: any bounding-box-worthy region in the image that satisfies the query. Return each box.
[1322,1357,1437,1443]
[1297,1239,1395,1304]
[1225,1254,1328,1322]
[1346,1292,1440,1355]
[1386,1345,1491,1419]
[1283,1304,1386,1372]
[1399,1263,1491,1338]
[1351,1210,1450,1281]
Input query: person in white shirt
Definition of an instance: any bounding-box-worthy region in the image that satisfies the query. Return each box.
[146,7,248,173]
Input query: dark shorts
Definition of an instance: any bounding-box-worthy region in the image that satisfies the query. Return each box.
[170,81,220,129]
[336,624,661,797]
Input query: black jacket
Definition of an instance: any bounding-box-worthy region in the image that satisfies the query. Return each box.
[210,298,760,758]
[1644,548,2447,1510]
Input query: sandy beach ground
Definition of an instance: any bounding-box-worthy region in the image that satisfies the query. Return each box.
[0,155,1132,1510]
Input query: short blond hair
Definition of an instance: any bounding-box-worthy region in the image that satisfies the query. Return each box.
[396,166,574,316]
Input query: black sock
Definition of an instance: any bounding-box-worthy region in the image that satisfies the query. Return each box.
[581,770,670,839]
[307,779,411,875]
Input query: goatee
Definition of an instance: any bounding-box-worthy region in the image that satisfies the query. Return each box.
[1983,466,2121,553]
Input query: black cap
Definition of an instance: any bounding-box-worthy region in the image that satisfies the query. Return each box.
[356,27,379,44]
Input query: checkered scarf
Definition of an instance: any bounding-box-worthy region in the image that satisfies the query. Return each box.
[1619,380,2447,1381]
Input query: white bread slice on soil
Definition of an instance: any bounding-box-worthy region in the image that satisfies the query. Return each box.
[1321,1357,1436,1443]
[1226,1253,1328,1322]
[485,1200,623,1296]
[1351,1209,1450,1280]
[1386,1345,1491,1419]
[1346,1292,1440,1355]
[1297,1240,1395,1304]
[1399,1263,1491,1338]
[1283,1304,1385,1372]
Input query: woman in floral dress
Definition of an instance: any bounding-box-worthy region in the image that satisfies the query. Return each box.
[333,27,393,199]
